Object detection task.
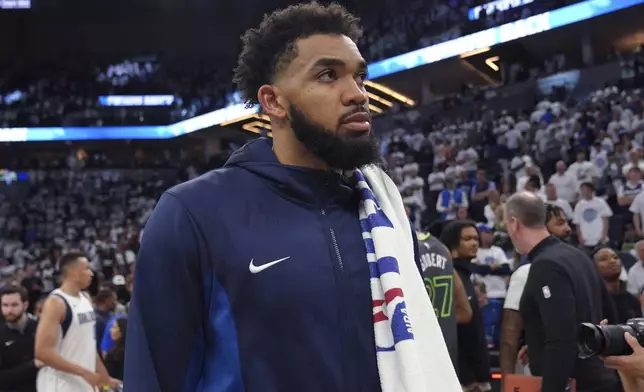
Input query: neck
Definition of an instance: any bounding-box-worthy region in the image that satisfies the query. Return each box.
[60,281,81,297]
[272,131,329,170]
[522,229,551,254]
[606,280,621,293]
[547,196,556,201]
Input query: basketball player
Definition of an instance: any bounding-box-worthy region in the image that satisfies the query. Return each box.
[417,230,472,368]
[34,252,120,391]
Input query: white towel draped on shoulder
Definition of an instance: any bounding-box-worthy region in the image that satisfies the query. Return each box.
[355,165,461,392]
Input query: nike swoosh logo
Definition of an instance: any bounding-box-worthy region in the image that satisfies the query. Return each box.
[5,340,13,346]
[249,257,291,274]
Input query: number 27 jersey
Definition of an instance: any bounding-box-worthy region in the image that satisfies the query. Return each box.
[417,233,457,366]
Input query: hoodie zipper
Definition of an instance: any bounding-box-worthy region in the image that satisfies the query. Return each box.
[322,208,345,273]
[321,176,350,388]
[321,176,345,274]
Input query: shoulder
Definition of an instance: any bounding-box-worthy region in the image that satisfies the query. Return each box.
[529,250,573,281]
[80,291,92,302]
[155,168,250,228]
[427,236,450,254]
[41,294,67,320]
[166,167,243,203]
[510,264,531,284]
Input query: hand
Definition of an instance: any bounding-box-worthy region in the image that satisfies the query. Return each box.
[518,345,529,365]
[105,377,122,388]
[34,359,44,368]
[490,263,500,271]
[603,332,644,380]
[81,370,104,388]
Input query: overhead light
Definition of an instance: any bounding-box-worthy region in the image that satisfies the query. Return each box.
[242,122,273,136]
[245,120,272,130]
[367,92,393,107]
[460,47,491,59]
[369,104,383,114]
[242,123,261,133]
[364,80,416,106]
[485,56,500,71]
[220,113,257,126]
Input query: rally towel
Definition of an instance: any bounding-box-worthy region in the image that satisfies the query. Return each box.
[355,166,461,392]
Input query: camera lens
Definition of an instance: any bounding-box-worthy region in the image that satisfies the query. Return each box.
[577,323,604,359]
[602,325,636,356]
[577,323,636,358]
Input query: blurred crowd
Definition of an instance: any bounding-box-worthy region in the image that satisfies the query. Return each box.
[1,0,644,388]
[0,0,580,128]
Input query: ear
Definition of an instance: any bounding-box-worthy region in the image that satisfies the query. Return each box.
[258,84,287,120]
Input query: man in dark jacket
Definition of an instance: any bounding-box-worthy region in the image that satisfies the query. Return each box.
[593,247,642,323]
[124,3,460,392]
[504,192,620,392]
[0,285,41,392]
[440,220,492,391]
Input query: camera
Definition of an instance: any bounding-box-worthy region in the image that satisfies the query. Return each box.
[577,318,644,358]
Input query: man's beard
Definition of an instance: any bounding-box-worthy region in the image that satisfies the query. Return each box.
[289,104,381,170]
[3,312,22,324]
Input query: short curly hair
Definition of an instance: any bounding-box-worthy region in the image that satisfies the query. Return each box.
[233,2,363,108]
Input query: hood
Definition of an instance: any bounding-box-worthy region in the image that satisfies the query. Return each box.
[224,138,356,205]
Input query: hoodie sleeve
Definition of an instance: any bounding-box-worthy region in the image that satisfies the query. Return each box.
[124,192,206,392]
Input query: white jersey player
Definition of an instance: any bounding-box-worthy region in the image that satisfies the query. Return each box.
[35,252,120,391]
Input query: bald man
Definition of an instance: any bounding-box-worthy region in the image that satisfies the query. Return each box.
[502,192,619,392]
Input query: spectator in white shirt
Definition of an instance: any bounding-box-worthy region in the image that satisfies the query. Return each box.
[484,189,504,229]
[567,150,598,189]
[548,161,577,203]
[629,187,644,237]
[622,149,644,176]
[590,142,609,176]
[573,182,613,250]
[436,178,468,221]
[524,175,546,200]
[516,165,543,194]
[473,223,511,299]
[543,183,574,220]
[427,170,445,193]
[627,240,644,296]
[456,145,479,173]
[618,166,643,210]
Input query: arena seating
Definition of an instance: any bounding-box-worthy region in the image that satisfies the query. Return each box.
[1,2,644,390]
[0,0,585,128]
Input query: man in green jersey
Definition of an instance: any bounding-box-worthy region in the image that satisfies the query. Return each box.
[417,230,472,369]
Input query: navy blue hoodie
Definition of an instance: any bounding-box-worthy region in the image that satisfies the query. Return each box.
[124,138,420,392]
